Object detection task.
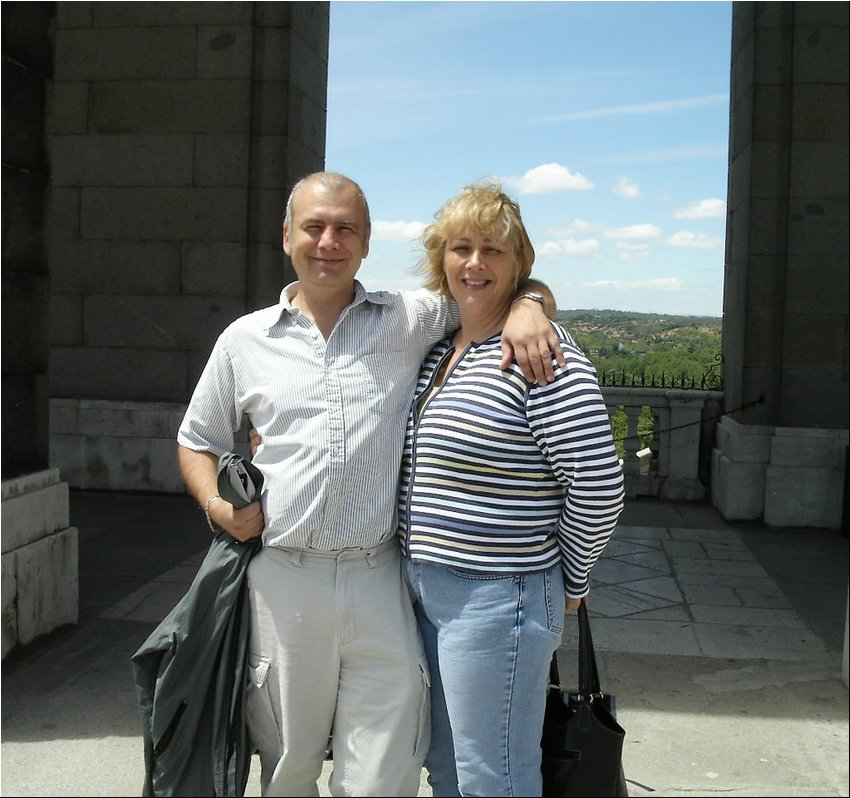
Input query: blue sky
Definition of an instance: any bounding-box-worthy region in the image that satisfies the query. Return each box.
[326,1,732,317]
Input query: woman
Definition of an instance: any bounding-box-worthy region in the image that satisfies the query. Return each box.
[397,180,625,797]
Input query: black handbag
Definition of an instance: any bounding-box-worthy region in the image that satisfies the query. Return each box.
[541,602,628,797]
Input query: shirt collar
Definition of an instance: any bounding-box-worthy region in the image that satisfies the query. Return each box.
[259,280,392,332]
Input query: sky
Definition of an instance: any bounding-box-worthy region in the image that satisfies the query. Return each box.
[325,1,733,317]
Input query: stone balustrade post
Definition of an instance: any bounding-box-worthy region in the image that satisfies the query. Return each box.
[661,390,709,500]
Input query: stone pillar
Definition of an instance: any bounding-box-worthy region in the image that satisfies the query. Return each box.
[660,391,709,501]
[2,1,54,478]
[715,2,849,528]
[722,2,848,432]
[1,3,78,658]
[46,2,329,492]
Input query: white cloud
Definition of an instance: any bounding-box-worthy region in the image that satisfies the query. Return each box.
[605,224,663,240]
[674,198,726,219]
[665,231,724,249]
[635,277,685,291]
[529,94,729,124]
[538,241,564,257]
[613,177,641,199]
[372,220,427,241]
[642,277,685,291]
[538,238,601,257]
[581,279,619,289]
[548,218,603,237]
[503,163,594,194]
[614,242,652,261]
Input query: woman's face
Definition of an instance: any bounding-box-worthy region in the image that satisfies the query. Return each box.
[443,228,518,317]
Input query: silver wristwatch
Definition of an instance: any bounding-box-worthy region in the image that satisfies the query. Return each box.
[513,291,546,307]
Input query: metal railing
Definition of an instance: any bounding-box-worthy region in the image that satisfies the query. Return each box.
[598,354,724,391]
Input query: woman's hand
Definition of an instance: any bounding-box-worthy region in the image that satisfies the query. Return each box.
[249,426,262,457]
[566,594,589,612]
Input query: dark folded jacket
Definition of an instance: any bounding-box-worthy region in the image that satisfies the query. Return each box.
[131,532,262,797]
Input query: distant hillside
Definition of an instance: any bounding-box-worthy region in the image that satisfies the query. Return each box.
[554,309,723,388]
[556,308,721,331]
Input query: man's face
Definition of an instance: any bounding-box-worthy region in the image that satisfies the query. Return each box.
[283,182,370,290]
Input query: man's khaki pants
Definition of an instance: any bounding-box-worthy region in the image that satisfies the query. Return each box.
[245,538,430,797]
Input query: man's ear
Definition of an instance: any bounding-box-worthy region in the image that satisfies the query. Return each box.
[282,226,291,255]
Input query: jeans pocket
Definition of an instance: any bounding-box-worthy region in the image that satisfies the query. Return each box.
[545,567,566,635]
[446,566,514,581]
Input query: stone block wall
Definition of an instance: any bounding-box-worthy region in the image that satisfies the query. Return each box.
[712,416,848,529]
[46,1,329,491]
[2,470,78,658]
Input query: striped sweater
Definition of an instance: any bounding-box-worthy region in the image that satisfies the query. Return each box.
[397,323,625,597]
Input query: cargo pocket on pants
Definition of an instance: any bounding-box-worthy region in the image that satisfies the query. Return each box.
[412,654,432,761]
[245,654,283,759]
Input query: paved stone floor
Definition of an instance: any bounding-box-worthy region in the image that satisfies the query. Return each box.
[2,491,847,797]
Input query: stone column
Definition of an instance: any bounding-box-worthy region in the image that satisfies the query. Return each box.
[715,2,848,528]
[1,3,78,658]
[660,391,709,501]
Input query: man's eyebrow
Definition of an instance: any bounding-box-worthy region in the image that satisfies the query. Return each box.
[300,216,360,228]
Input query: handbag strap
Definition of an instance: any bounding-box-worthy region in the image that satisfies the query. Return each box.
[577,601,603,697]
[549,648,561,687]
[549,603,604,697]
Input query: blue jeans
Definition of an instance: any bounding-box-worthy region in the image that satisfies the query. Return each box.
[402,558,565,797]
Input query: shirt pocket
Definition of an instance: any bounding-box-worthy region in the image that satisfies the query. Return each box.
[353,352,415,416]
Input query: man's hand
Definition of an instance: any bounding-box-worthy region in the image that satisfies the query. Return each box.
[178,444,265,542]
[501,297,566,385]
[209,496,265,542]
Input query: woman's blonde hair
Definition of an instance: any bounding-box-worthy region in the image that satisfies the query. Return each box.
[415,180,535,296]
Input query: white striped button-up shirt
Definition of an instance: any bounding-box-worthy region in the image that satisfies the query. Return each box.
[178,281,457,550]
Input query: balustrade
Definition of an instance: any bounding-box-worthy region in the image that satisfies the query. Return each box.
[601,387,724,501]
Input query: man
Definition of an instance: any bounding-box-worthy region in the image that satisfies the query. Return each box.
[176,172,563,796]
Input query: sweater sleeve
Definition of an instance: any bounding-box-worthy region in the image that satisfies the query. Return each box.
[525,326,625,597]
